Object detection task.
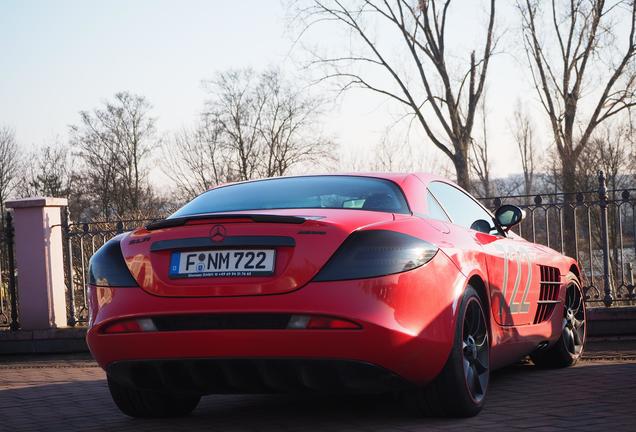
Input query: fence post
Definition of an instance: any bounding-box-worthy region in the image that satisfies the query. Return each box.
[5,212,19,330]
[5,197,69,329]
[598,171,613,307]
[627,262,634,298]
[61,207,77,327]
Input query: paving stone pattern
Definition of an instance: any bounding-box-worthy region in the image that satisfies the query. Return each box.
[1,353,635,432]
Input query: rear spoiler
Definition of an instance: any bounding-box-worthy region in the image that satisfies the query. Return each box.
[145,213,307,231]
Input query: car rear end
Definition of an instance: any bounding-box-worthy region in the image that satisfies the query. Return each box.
[86,175,462,396]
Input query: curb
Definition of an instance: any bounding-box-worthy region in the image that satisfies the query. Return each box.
[586,306,636,337]
[0,328,88,355]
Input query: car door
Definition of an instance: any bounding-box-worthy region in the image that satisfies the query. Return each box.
[427,181,540,326]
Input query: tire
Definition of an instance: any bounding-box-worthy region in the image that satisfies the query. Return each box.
[531,273,585,368]
[407,286,490,417]
[107,375,201,418]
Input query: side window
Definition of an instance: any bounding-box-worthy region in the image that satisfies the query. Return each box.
[428,182,493,231]
[426,192,451,222]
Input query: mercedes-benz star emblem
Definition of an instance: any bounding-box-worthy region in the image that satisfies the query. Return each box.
[210,225,227,242]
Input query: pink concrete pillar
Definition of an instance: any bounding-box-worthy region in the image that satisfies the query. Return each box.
[5,197,69,330]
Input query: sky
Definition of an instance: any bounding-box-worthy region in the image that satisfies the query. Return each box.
[0,0,543,183]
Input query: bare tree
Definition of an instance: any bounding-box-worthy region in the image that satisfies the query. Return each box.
[470,142,490,197]
[511,104,538,196]
[205,70,264,181]
[470,93,491,197]
[577,122,634,191]
[19,145,72,198]
[70,92,157,218]
[518,0,636,256]
[368,133,414,171]
[519,0,636,192]
[0,127,20,220]
[339,145,371,171]
[371,138,402,172]
[203,68,334,182]
[162,120,235,201]
[256,70,335,177]
[293,0,497,190]
[338,123,450,173]
[17,143,96,219]
[490,175,524,197]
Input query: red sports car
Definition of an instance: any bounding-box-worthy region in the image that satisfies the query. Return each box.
[86,173,586,418]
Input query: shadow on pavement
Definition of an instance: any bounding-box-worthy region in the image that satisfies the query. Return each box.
[1,361,635,431]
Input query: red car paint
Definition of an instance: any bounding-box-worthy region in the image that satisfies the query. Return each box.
[86,173,580,386]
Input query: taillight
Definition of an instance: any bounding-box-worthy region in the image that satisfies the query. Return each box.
[88,235,138,287]
[313,230,438,282]
[287,315,360,329]
[102,318,156,334]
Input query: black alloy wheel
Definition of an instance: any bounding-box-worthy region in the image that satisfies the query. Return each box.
[408,286,490,417]
[462,297,490,403]
[562,283,585,357]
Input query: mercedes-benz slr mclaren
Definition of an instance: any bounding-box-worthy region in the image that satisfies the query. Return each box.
[87,174,585,418]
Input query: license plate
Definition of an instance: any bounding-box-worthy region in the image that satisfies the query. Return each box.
[169,249,276,278]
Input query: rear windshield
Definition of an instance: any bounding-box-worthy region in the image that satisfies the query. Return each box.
[171,176,410,217]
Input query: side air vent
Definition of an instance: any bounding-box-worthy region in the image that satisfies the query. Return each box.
[533,266,561,324]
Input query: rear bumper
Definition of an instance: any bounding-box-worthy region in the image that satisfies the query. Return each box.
[107,358,409,394]
[87,252,465,386]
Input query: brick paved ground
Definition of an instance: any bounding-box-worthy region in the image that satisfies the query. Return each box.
[1,347,635,432]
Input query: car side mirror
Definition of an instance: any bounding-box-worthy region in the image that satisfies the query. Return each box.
[494,204,525,232]
[470,219,493,234]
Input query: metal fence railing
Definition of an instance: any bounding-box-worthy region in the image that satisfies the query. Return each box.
[0,213,18,330]
[61,210,162,326]
[479,171,635,307]
[2,171,634,330]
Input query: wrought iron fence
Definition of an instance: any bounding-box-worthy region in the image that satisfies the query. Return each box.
[61,210,161,326]
[479,171,635,307]
[3,171,633,330]
[0,213,18,329]
[58,171,636,327]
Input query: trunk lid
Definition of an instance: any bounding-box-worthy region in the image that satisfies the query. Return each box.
[120,209,395,297]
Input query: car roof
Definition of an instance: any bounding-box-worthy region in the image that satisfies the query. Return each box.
[212,172,452,189]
